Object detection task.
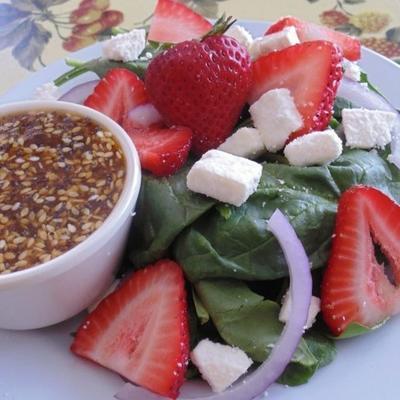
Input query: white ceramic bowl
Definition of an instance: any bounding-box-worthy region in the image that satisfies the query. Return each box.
[0,101,141,330]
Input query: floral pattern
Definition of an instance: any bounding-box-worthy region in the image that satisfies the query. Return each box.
[0,0,399,93]
[312,0,400,61]
[0,0,124,69]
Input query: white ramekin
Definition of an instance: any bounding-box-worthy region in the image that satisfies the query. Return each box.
[0,101,141,330]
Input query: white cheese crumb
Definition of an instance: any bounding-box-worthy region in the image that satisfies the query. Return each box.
[191,339,253,393]
[342,108,397,149]
[225,25,253,49]
[250,88,303,152]
[33,82,59,101]
[279,292,321,329]
[187,149,262,207]
[249,27,300,60]
[102,29,146,62]
[87,280,120,313]
[218,127,266,159]
[284,129,343,167]
[343,59,361,82]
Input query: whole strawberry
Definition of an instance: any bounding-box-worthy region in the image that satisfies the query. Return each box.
[145,35,252,155]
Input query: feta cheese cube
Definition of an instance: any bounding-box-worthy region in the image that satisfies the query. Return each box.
[250,88,303,152]
[249,27,300,60]
[218,127,266,159]
[187,149,262,207]
[34,82,59,101]
[190,339,253,393]
[284,129,343,167]
[342,108,397,149]
[279,292,321,329]
[343,59,361,82]
[225,24,253,49]
[102,29,146,62]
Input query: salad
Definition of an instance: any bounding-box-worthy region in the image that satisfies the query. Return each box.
[47,0,400,399]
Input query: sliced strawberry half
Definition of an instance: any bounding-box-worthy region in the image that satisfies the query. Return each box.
[249,40,343,140]
[84,68,148,124]
[321,186,400,336]
[148,0,212,44]
[266,16,361,61]
[124,124,192,176]
[71,259,189,399]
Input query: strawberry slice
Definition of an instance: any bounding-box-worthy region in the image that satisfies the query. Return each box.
[266,16,361,61]
[321,186,400,336]
[249,41,343,140]
[71,259,189,399]
[148,0,212,44]
[124,124,192,176]
[84,68,148,124]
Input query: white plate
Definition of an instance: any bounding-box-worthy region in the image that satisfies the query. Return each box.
[1,21,400,400]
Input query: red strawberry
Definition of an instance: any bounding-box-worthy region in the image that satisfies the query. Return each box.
[148,0,212,44]
[145,35,252,155]
[71,259,189,399]
[321,186,400,336]
[266,16,361,61]
[84,68,148,124]
[124,124,192,176]
[249,41,343,140]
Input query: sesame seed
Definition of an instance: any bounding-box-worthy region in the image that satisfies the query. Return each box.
[67,224,76,233]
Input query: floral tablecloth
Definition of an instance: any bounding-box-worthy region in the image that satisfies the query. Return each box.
[1,0,400,94]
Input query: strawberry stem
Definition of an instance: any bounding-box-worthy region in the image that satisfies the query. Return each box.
[54,58,149,87]
[202,14,236,39]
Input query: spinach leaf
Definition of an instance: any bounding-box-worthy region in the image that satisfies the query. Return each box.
[174,149,400,282]
[174,162,339,282]
[128,166,215,267]
[334,96,354,121]
[334,319,389,339]
[195,279,335,386]
[192,289,210,325]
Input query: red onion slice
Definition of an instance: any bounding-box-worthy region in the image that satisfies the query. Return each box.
[337,77,400,168]
[115,209,312,400]
[58,80,99,104]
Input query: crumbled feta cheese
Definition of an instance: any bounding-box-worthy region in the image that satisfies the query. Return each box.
[190,339,253,393]
[284,129,343,166]
[343,59,361,82]
[87,280,120,313]
[249,27,300,60]
[279,292,321,329]
[102,29,146,62]
[342,108,397,149]
[218,127,266,159]
[34,82,59,101]
[250,88,303,152]
[225,24,253,49]
[187,149,262,207]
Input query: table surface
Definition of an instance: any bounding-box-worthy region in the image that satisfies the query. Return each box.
[0,0,400,94]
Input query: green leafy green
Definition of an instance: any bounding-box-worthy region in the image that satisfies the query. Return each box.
[334,97,354,120]
[360,71,385,97]
[128,166,215,267]
[195,280,336,386]
[334,319,389,339]
[174,149,400,282]
[192,289,210,325]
